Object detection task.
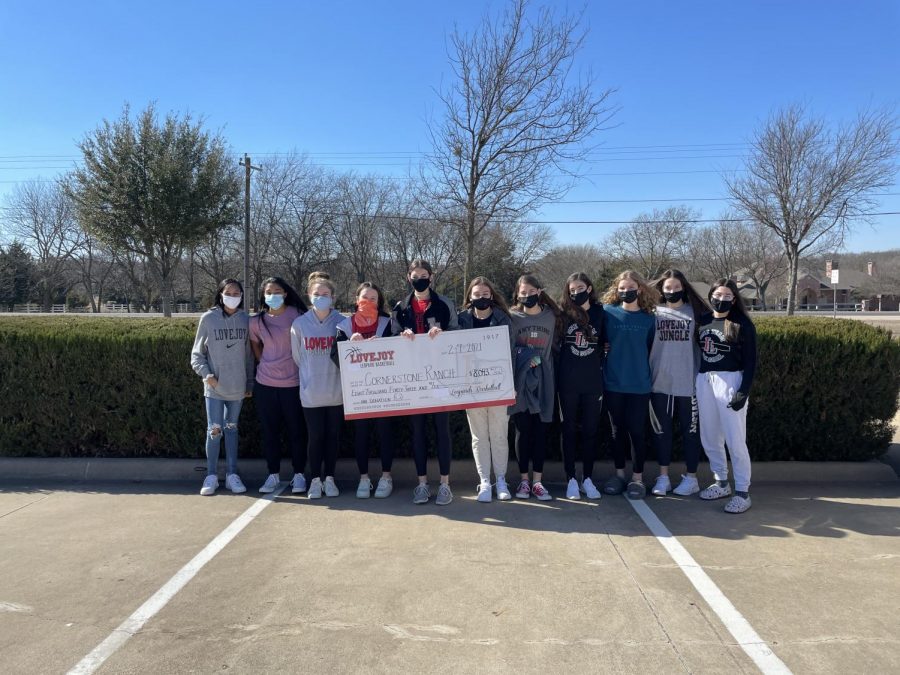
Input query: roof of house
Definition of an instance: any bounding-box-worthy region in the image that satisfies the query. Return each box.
[798,267,871,291]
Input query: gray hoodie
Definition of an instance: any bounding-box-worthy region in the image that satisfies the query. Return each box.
[290,309,344,408]
[507,306,557,422]
[190,307,254,401]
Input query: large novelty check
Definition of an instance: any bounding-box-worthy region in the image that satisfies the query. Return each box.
[337,326,515,420]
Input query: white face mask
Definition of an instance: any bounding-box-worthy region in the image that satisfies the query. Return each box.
[222,295,242,310]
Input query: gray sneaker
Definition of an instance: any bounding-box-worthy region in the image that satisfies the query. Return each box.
[435,483,453,506]
[413,483,431,504]
[374,476,393,498]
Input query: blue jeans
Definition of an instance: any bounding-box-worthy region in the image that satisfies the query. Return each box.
[205,397,244,476]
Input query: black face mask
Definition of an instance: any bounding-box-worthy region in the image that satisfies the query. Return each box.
[570,290,590,306]
[472,297,492,311]
[663,290,684,304]
[519,294,539,308]
[411,277,430,293]
[618,289,638,304]
[712,298,733,313]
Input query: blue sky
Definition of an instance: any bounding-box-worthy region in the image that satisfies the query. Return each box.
[1,0,898,253]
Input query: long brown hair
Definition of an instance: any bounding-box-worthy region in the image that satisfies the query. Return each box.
[601,270,658,313]
[709,278,751,342]
[559,272,598,332]
[653,269,709,319]
[463,276,509,314]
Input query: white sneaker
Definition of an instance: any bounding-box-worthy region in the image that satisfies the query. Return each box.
[324,476,340,497]
[581,477,602,500]
[200,475,218,496]
[225,473,246,494]
[651,475,672,496]
[724,495,752,513]
[699,482,732,500]
[495,476,512,501]
[259,473,280,493]
[374,476,393,498]
[357,477,372,498]
[308,477,323,499]
[291,473,307,494]
[532,481,552,501]
[476,480,492,503]
[566,478,581,500]
[673,475,700,496]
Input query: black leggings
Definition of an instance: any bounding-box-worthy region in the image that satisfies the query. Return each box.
[514,412,548,474]
[255,383,308,475]
[650,393,701,473]
[559,390,602,481]
[304,405,343,480]
[354,417,395,474]
[411,412,452,477]
[605,391,650,474]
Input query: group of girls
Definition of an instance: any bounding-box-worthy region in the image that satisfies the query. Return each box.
[191,260,757,514]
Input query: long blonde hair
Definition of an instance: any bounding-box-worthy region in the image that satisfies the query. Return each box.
[601,270,658,314]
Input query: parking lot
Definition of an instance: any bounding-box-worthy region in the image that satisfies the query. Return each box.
[1,462,898,675]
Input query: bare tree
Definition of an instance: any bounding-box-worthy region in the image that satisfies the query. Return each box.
[605,206,697,280]
[689,215,788,310]
[72,231,118,312]
[726,104,899,314]
[532,243,604,292]
[332,173,394,284]
[3,179,84,310]
[425,0,616,283]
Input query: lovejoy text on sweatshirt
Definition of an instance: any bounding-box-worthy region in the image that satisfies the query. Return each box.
[190,306,255,401]
[649,304,699,397]
[602,304,655,394]
[291,309,345,408]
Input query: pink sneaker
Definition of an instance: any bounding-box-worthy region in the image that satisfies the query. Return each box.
[515,479,531,499]
[532,481,552,501]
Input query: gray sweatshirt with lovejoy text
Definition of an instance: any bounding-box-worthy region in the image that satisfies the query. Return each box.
[290,309,345,408]
[190,307,255,401]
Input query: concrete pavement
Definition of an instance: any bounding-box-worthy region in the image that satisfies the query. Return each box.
[1,473,898,674]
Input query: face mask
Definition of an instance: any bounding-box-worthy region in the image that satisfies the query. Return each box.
[519,294,539,309]
[411,277,430,293]
[472,297,492,311]
[712,298,733,313]
[570,290,590,306]
[265,294,284,310]
[663,290,684,304]
[618,289,638,304]
[356,298,378,325]
[222,295,242,310]
[311,295,332,311]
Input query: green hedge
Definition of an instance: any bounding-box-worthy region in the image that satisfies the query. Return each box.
[0,316,897,462]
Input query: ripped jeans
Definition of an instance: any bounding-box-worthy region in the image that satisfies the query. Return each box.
[205,397,244,476]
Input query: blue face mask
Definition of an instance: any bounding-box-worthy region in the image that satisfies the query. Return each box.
[311,295,332,311]
[265,294,284,310]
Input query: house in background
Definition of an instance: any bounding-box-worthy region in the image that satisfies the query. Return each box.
[794,260,899,311]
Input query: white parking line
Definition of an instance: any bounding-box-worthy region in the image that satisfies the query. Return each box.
[68,485,286,675]
[627,499,793,675]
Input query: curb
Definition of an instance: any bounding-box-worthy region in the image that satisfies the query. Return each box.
[0,457,896,485]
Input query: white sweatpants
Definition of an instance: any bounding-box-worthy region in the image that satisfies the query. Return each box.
[465,405,510,482]
[695,371,752,492]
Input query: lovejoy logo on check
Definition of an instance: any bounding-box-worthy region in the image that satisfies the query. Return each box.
[345,347,396,364]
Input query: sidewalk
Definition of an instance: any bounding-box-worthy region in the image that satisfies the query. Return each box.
[1,456,896,485]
